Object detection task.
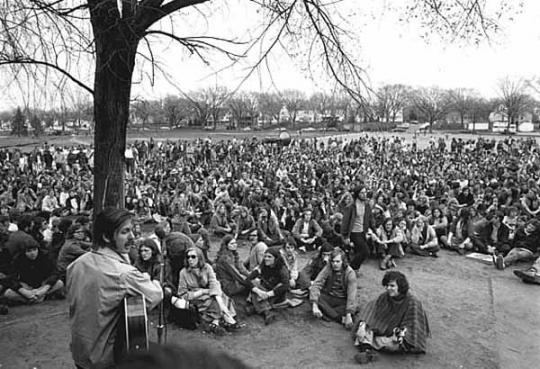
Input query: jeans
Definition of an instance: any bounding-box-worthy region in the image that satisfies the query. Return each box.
[350,232,370,270]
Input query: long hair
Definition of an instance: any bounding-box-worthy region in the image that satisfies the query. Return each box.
[331,247,349,269]
[93,207,133,250]
[216,235,239,264]
[184,247,206,269]
[138,238,160,264]
[382,270,409,295]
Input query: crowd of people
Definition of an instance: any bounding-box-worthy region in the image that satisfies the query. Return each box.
[1,132,540,366]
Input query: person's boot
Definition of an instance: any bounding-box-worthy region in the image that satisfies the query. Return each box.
[263,311,277,325]
[379,255,390,270]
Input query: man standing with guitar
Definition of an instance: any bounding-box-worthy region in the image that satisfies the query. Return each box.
[67,207,163,369]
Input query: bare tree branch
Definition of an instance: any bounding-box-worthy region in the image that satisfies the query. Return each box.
[0,57,93,94]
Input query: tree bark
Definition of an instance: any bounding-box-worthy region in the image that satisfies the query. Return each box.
[90,3,140,214]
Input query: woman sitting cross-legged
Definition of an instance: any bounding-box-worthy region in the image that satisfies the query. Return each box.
[244,247,289,325]
[352,271,431,364]
[177,247,240,335]
[214,235,250,296]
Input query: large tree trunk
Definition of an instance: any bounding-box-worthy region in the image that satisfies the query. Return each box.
[90,3,140,214]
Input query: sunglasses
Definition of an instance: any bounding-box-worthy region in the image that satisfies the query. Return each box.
[187,255,198,259]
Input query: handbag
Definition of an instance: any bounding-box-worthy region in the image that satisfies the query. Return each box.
[168,297,199,330]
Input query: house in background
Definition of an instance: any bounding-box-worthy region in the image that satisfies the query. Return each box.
[489,105,533,133]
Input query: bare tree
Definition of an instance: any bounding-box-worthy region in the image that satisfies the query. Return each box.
[448,88,478,128]
[227,96,247,129]
[376,84,410,123]
[258,92,282,126]
[206,86,229,129]
[161,95,189,129]
[412,86,452,132]
[281,89,306,126]
[132,99,154,130]
[0,0,515,212]
[497,77,532,130]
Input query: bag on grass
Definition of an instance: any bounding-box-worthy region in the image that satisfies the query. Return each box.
[168,297,199,330]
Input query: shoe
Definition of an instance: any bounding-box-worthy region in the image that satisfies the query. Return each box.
[495,254,505,270]
[244,304,254,316]
[354,349,378,364]
[207,323,227,336]
[264,312,277,325]
[0,305,8,315]
[430,252,438,258]
[457,247,467,256]
[379,257,388,271]
[514,269,540,285]
[388,259,396,269]
[492,254,498,268]
[223,322,242,332]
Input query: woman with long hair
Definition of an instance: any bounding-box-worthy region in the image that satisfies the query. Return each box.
[178,247,239,335]
[214,235,250,296]
[244,248,289,325]
[134,238,174,298]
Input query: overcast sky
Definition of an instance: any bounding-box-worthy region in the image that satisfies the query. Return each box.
[1,0,540,111]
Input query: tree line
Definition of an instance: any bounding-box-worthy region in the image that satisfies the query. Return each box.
[3,77,539,135]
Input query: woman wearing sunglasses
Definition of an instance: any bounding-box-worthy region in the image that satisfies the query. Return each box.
[177,247,239,335]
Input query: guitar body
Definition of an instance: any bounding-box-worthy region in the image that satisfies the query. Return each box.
[124,294,149,352]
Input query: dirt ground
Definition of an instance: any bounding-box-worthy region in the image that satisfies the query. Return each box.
[1,130,540,368]
[1,241,539,369]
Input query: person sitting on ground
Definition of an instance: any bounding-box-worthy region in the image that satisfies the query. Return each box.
[257,207,285,247]
[428,207,448,244]
[471,211,510,255]
[178,247,239,335]
[134,239,174,299]
[320,212,345,248]
[371,217,406,269]
[164,230,196,290]
[244,247,289,325]
[214,235,250,296]
[296,241,334,293]
[407,216,440,258]
[513,256,540,285]
[4,214,36,257]
[502,206,519,242]
[279,236,299,289]
[234,206,257,240]
[440,207,474,255]
[292,208,323,252]
[47,217,73,268]
[310,248,356,330]
[243,229,268,271]
[56,224,92,282]
[352,271,430,364]
[210,203,236,237]
[494,219,540,270]
[4,238,64,304]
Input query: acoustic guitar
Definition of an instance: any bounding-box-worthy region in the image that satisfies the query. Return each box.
[123,294,149,352]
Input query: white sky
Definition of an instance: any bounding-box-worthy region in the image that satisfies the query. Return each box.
[1,0,540,111]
